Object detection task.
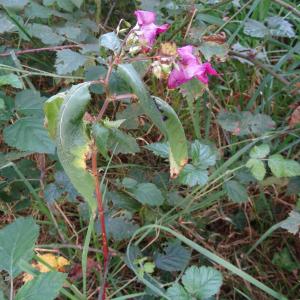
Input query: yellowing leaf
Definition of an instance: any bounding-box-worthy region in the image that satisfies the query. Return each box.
[23,253,70,282]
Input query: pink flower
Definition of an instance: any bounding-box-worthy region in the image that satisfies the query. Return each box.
[133,10,169,50]
[167,45,218,89]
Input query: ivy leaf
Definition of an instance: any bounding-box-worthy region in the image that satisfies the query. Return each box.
[99,32,121,53]
[182,266,223,299]
[0,74,22,89]
[280,210,300,235]
[3,117,56,154]
[268,154,300,178]
[246,158,266,181]
[15,272,66,300]
[108,128,140,155]
[55,49,87,75]
[191,140,217,168]
[15,89,45,116]
[154,241,191,272]
[0,217,39,277]
[267,17,295,38]
[166,283,190,300]
[178,164,208,187]
[131,183,164,206]
[144,142,169,158]
[249,144,270,159]
[224,180,248,203]
[244,19,268,38]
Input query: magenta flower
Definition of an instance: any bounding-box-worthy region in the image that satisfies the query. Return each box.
[167,45,218,89]
[133,10,169,50]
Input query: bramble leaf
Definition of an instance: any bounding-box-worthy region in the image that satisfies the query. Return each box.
[0,217,39,278]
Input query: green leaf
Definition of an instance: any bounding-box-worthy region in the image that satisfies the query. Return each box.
[92,123,110,159]
[44,92,65,139]
[99,32,121,53]
[154,241,191,272]
[224,180,248,203]
[249,144,270,159]
[44,183,63,203]
[182,266,223,299]
[108,128,140,155]
[280,210,300,235]
[122,177,138,189]
[132,183,164,206]
[117,64,188,178]
[166,283,190,300]
[116,103,143,130]
[272,248,299,272]
[246,158,266,181]
[0,13,15,33]
[0,74,22,89]
[29,24,64,45]
[267,17,295,38]
[153,97,188,178]
[191,140,217,168]
[53,83,97,211]
[15,89,45,116]
[15,272,66,300]
[70,0,83,8]
[178,164,208,187]
[3,117,56,154]
[268,154,300,178]
[0,289,6,300]
[107,216,139,241]
[56,0,74,12]
[0,217,39,277]
[55,49,86,75]
[217,111,275,136]
[198,41,229,61]
[244,19,268,38]
[144,142,169,158]
[0,0,29,9]
[108,191,141,212]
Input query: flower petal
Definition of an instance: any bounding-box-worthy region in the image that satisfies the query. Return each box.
[195,62,218,84]
[134,10,156,26]
[177,45,198,65]
[167,66,190,89]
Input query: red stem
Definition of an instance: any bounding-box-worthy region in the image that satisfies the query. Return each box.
[0,44,82,57]
[91,146,109,300]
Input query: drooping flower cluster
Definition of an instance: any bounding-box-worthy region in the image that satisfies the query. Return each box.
[130,10,218,88]
[168,45,218,89]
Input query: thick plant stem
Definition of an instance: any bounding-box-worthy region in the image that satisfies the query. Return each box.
[91,146,109,300]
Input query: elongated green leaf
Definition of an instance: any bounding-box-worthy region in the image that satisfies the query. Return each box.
[53,83,97,211]
[0,217,39,277]
[44,92,65,139]
[15,272,66,300]
[117,64,188,178]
